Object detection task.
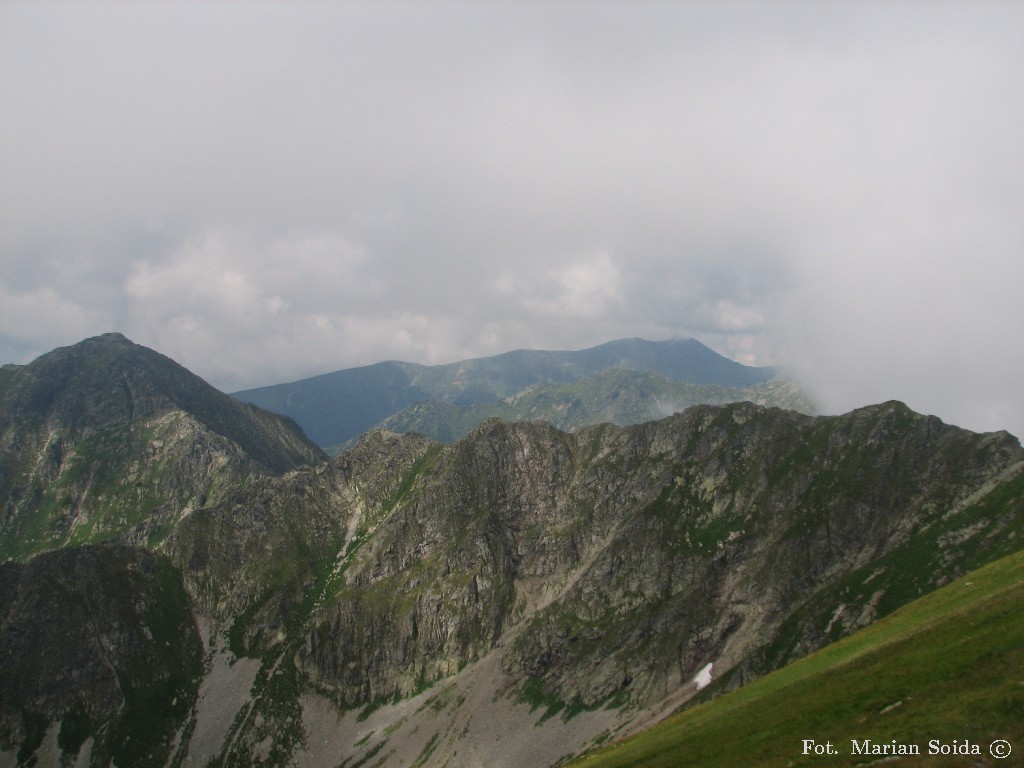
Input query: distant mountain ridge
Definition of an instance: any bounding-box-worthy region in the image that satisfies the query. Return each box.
[233,338,783,447]
[363,368,815,448]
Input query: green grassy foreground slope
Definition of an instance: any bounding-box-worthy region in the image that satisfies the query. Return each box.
[571,547,1024,768]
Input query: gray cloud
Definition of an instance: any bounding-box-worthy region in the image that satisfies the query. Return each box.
[2,1,1022,438]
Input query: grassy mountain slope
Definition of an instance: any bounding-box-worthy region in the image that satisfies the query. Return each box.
[569,547,1024,768]
[233,338,782,448]
[403,337,777,399]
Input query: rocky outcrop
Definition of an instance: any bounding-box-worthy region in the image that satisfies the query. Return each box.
[290,403,1024,715]
[504,402,1024,706]
[163,429,439,626]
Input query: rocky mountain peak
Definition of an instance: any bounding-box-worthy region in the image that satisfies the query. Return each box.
[0,334,325,563]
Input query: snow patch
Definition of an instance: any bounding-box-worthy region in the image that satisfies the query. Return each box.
[693,662,713,691]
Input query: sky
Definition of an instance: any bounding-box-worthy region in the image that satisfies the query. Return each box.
[2,1,1023,439]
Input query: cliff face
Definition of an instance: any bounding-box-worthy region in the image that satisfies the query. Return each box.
[502,402,1024,706]
[286,402,1024,713]
[149,401,1023,767]
[3,336,1024,768]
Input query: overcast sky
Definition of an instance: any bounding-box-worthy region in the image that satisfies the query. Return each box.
[2,1,1022,438]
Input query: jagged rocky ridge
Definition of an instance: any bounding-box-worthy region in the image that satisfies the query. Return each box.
[158,402,1022,767]
[2,335,1024,767]
[187,404,1023,710]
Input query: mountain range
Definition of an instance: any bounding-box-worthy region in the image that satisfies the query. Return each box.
[1,333,1022,768]
[232,337,799,449]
